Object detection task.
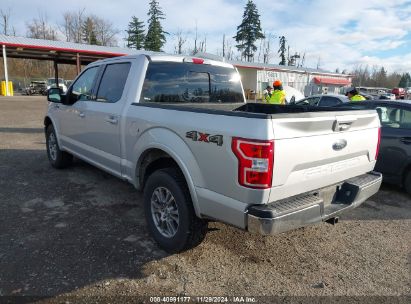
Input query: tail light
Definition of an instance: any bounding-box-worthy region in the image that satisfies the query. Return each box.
[375,127,381,160]
[231,137,274,189]
[183,57,204,64]
[192,58,204,64]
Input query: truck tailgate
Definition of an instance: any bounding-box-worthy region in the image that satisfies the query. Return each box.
[269,110,380,202]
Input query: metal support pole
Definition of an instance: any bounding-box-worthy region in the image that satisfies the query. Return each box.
[76,53,81,74]
[2,45,9,96]
[54,60,58,89]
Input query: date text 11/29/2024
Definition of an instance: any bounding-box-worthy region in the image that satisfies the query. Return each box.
[149,296,257,303]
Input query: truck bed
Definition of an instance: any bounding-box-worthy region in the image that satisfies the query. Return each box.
[134,102,376,119]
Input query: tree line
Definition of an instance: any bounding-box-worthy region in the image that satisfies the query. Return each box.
[351,65,410,89]
[0,1,409,89]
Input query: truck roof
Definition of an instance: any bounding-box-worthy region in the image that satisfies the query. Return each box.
[87,52,235,69]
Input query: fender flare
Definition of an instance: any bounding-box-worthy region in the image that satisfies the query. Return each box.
[44,115,64,148]
[131,127,206,217]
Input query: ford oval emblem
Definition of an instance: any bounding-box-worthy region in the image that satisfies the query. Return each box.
[333,139,347,151]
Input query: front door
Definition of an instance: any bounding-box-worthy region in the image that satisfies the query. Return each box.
[58,66,100,155]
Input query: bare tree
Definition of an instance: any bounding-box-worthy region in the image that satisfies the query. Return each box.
[174,29,187,54]
[259,32,273,64]
[93,15,118,46]
[218,35,235,60]
[0,8,11,35]
[61,10,118,46]
[198,35,206,53]
[26,12,58,40]
[193,21,198,55]
[61,9,86,43]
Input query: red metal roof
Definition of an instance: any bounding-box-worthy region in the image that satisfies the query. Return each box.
[1,42,127,57]
[313,77,351,85]
[0,34,139,64]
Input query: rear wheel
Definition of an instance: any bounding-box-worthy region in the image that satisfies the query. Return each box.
[143,168,208,253]
[404,171,411,195]
[46,125,73,169]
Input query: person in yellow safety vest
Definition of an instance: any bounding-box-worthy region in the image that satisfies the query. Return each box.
[268,80,286,105]
[346,87,366,102]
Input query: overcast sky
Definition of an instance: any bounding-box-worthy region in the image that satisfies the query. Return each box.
[3,0,411,73]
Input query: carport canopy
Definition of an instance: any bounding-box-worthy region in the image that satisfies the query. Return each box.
[0,34,138,95]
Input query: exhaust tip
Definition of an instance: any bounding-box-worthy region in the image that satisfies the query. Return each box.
[326,217,339,225]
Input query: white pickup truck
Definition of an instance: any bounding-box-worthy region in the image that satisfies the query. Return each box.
[44,53,382,252]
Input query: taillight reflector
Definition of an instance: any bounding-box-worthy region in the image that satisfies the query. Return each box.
[375,127,381,160]
[232,137,274,189]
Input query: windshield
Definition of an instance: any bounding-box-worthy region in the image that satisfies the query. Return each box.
[140,62,244,103]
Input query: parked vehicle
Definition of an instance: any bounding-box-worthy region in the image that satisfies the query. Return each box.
[379,93,396,100]
[293,94,349,106]
[392,88,405,99]
[24,80,47,95]
[44,54,382,252]
[337,100,411,194]
[47,78,68,94]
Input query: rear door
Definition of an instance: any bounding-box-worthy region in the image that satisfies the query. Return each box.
[268,109,380,202]
[81,61,132,175]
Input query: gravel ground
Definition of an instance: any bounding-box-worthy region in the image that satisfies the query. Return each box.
[0,96,410,303]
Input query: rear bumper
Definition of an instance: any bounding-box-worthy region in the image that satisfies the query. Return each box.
[247,171,382,235]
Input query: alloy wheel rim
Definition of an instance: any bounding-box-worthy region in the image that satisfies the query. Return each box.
[48,132,57,161]
[150,186,179,238]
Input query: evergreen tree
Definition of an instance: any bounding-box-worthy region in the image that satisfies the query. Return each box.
[82,17,99,45]
[126,16,145,50]
[144,0,167,51]
[278,36,287,65]
[233,0,265,62]
[398,72,411,88]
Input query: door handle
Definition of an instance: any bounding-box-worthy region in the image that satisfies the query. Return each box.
[105,116,118,125]
[400,137,411,145]
[333,121,354,132]
[79,112,85,118]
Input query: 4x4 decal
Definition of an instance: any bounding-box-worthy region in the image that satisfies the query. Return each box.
[186,131,223,146]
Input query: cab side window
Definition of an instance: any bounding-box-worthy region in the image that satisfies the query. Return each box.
[95,63,131,103]
[69,67,99,103]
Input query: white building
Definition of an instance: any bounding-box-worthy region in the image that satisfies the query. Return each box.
[230,60,352,100]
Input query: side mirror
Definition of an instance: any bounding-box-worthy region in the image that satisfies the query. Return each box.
[47,88,62,103]
[290,96,296,104]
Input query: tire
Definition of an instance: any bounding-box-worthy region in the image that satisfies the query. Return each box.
[143,168,208,253]
[404,171,411,195]
[46,125,73,169]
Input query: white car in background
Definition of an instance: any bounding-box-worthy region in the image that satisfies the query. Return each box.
[47,78,68,94]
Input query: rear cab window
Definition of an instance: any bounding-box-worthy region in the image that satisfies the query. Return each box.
[95,62,131,103]
[140,62,244,104]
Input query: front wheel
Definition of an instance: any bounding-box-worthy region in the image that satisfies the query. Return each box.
[143,168,208,253]
[46,125,73,169]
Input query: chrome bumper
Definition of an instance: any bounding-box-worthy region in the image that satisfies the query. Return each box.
[247,172,382,235]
